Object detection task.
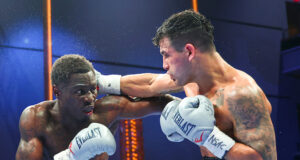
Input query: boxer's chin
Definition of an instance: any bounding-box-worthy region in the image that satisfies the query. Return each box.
[173,79,181,86]
[169,74,176,82]
[174,78,185,86]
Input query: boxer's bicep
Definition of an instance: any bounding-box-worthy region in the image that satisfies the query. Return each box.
[16,138,43,160]
[16,107,43,159]
[227,91,276,160]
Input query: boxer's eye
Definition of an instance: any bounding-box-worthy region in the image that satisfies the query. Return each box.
[164,53,170,58]
[76,89,86,95]
[90,87,97,94]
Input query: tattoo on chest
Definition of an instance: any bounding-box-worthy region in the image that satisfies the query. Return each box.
[211,88,224,107]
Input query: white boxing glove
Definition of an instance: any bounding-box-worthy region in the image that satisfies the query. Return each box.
[176,95,235,159]
[94,70,121,95]
[54,123,116,160]
[160,100,184,142]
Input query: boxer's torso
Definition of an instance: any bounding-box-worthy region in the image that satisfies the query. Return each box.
[30,99,120,159]
[191,70,272,158]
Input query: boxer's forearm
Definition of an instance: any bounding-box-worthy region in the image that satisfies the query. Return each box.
[121,73,182,97]
[225,143,263,160]
[119,95,177,119]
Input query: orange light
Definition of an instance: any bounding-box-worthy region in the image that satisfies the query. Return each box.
[120,119,144,160]
[43,0,53,100]
[192,0,198,12]
[133,153,138,157]
[131,137,137,141]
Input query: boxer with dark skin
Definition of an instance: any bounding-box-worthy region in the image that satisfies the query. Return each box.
[15,55,175,160]
[119,10,277,159]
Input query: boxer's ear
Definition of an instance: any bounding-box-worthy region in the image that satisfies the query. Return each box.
[53,85,61,97]
[185,43,195,62]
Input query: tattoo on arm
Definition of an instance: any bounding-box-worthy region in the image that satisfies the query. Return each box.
[227,91,276,160]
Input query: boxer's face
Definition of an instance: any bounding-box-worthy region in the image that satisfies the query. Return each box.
[59,71,97,120]
[159,37,191,86]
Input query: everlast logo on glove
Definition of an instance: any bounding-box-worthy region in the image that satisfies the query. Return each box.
[76,127,102,149]
[173,111,196,136]
[161,105,175,120]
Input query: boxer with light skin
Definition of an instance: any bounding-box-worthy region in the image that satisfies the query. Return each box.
[112,10,277,159]
[16,55,176,160]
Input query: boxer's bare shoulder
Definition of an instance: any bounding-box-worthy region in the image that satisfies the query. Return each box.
[200,70,276,159]
[16,101,55,160]
[224,72,276,159]
[19,101,55,136]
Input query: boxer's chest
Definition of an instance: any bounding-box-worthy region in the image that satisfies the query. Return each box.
[41,124,78,156]
[207,89,234,137]
[199,89,235,157]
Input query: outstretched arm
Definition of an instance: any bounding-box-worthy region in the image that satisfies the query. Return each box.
[120,73,183,97]
[95,70,183,97]
[225,89,277,160]
[16,107,43,160]
[94,94,178,120]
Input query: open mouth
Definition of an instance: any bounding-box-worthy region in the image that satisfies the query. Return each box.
[83,106,94,115]
[84,110,93,115]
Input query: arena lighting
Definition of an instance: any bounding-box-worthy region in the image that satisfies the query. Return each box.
[43,0,53,100]
[294,0,300,3]
[120,119,144,160]
[192,0,199,12]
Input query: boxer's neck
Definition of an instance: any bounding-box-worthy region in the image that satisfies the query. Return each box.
[193,51,237,94]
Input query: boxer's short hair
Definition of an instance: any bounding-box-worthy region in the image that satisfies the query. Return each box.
[152,10,215,53]
[51,54,95,85]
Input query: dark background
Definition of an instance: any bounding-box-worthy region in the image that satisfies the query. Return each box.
[0,0,299,159]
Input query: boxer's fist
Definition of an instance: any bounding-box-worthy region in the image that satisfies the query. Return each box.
[94,70,121,95]
[160,100,184,142]
[54,123,116,160]
[176,95,215,145]
[177,95,235,158]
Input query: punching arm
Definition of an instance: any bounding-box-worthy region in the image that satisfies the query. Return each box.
[94,94,179,120]
[120,73,183,97]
